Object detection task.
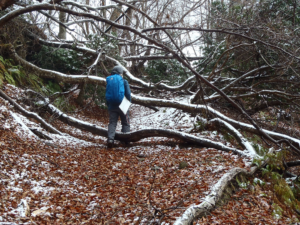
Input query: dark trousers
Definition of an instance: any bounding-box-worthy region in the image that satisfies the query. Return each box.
[108,108,130,140]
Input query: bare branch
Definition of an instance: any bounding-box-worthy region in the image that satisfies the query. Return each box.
[0,89,63,135]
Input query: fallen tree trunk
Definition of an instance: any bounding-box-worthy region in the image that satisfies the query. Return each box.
[1,86,254,157]
[45,103,248,156]
[2,2,299,155]
[208,118,257,156]
[21,35,196,92]
[0,89,62,135]
[133,95,300,151]
[5,45,300,152]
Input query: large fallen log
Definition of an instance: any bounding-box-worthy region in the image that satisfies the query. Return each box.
[5,45,300,152]
[45,103,248,156]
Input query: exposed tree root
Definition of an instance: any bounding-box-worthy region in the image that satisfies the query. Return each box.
[174,148,274,225]
[174,167,255,225]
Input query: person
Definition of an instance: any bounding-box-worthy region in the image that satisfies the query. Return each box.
[106,65,131,148]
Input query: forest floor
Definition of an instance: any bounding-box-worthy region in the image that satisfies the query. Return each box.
[0,83,299,224]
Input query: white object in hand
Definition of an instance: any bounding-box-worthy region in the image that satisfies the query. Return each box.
[119,97,131,115]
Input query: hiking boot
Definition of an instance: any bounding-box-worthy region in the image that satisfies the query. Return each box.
[107,139,114,148]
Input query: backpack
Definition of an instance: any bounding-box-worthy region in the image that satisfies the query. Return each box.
[105,74,125,104]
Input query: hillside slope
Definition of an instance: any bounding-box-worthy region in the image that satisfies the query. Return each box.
[0,83,297,224]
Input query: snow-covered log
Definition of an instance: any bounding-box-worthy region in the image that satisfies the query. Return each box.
[175,147,275,225]
[5,46,300,152]
[6,44,300,151]
[0,89,62,135]
[6,45,107,86]
[2,2,299,149]
[45,103,248,156]
[7,42,195,92]
[212,109,300,151]
[174,167,253,225]
[132,96,300,151]
[208,118,257,157]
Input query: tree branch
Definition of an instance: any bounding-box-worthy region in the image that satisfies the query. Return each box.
[0,89,62,135]
[44,102,247,156]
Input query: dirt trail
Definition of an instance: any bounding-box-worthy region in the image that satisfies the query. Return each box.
[0,84,293,224]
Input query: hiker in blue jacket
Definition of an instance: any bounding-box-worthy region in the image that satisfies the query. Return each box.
[106,65,131,148]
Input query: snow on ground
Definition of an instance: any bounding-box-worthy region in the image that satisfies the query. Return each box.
[3,84,237,151]
[0,84,272,224]
[130,104,194,132]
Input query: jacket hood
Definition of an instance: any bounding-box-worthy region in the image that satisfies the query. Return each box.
[110,65,124,76]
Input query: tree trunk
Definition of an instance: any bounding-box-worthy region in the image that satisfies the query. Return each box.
[76,82,87,105]
[58,11,66,39]
[43,102,246,156]
[108,4,121,34]
[85,0,90,36]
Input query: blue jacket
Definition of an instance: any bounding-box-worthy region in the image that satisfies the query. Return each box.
[107,76,131,111]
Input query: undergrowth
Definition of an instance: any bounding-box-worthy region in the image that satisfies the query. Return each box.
[0,55,76,112]
[0,55,42,90]
[254,149,300,220]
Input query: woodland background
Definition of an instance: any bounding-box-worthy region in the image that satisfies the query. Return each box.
[0,0,300,224]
